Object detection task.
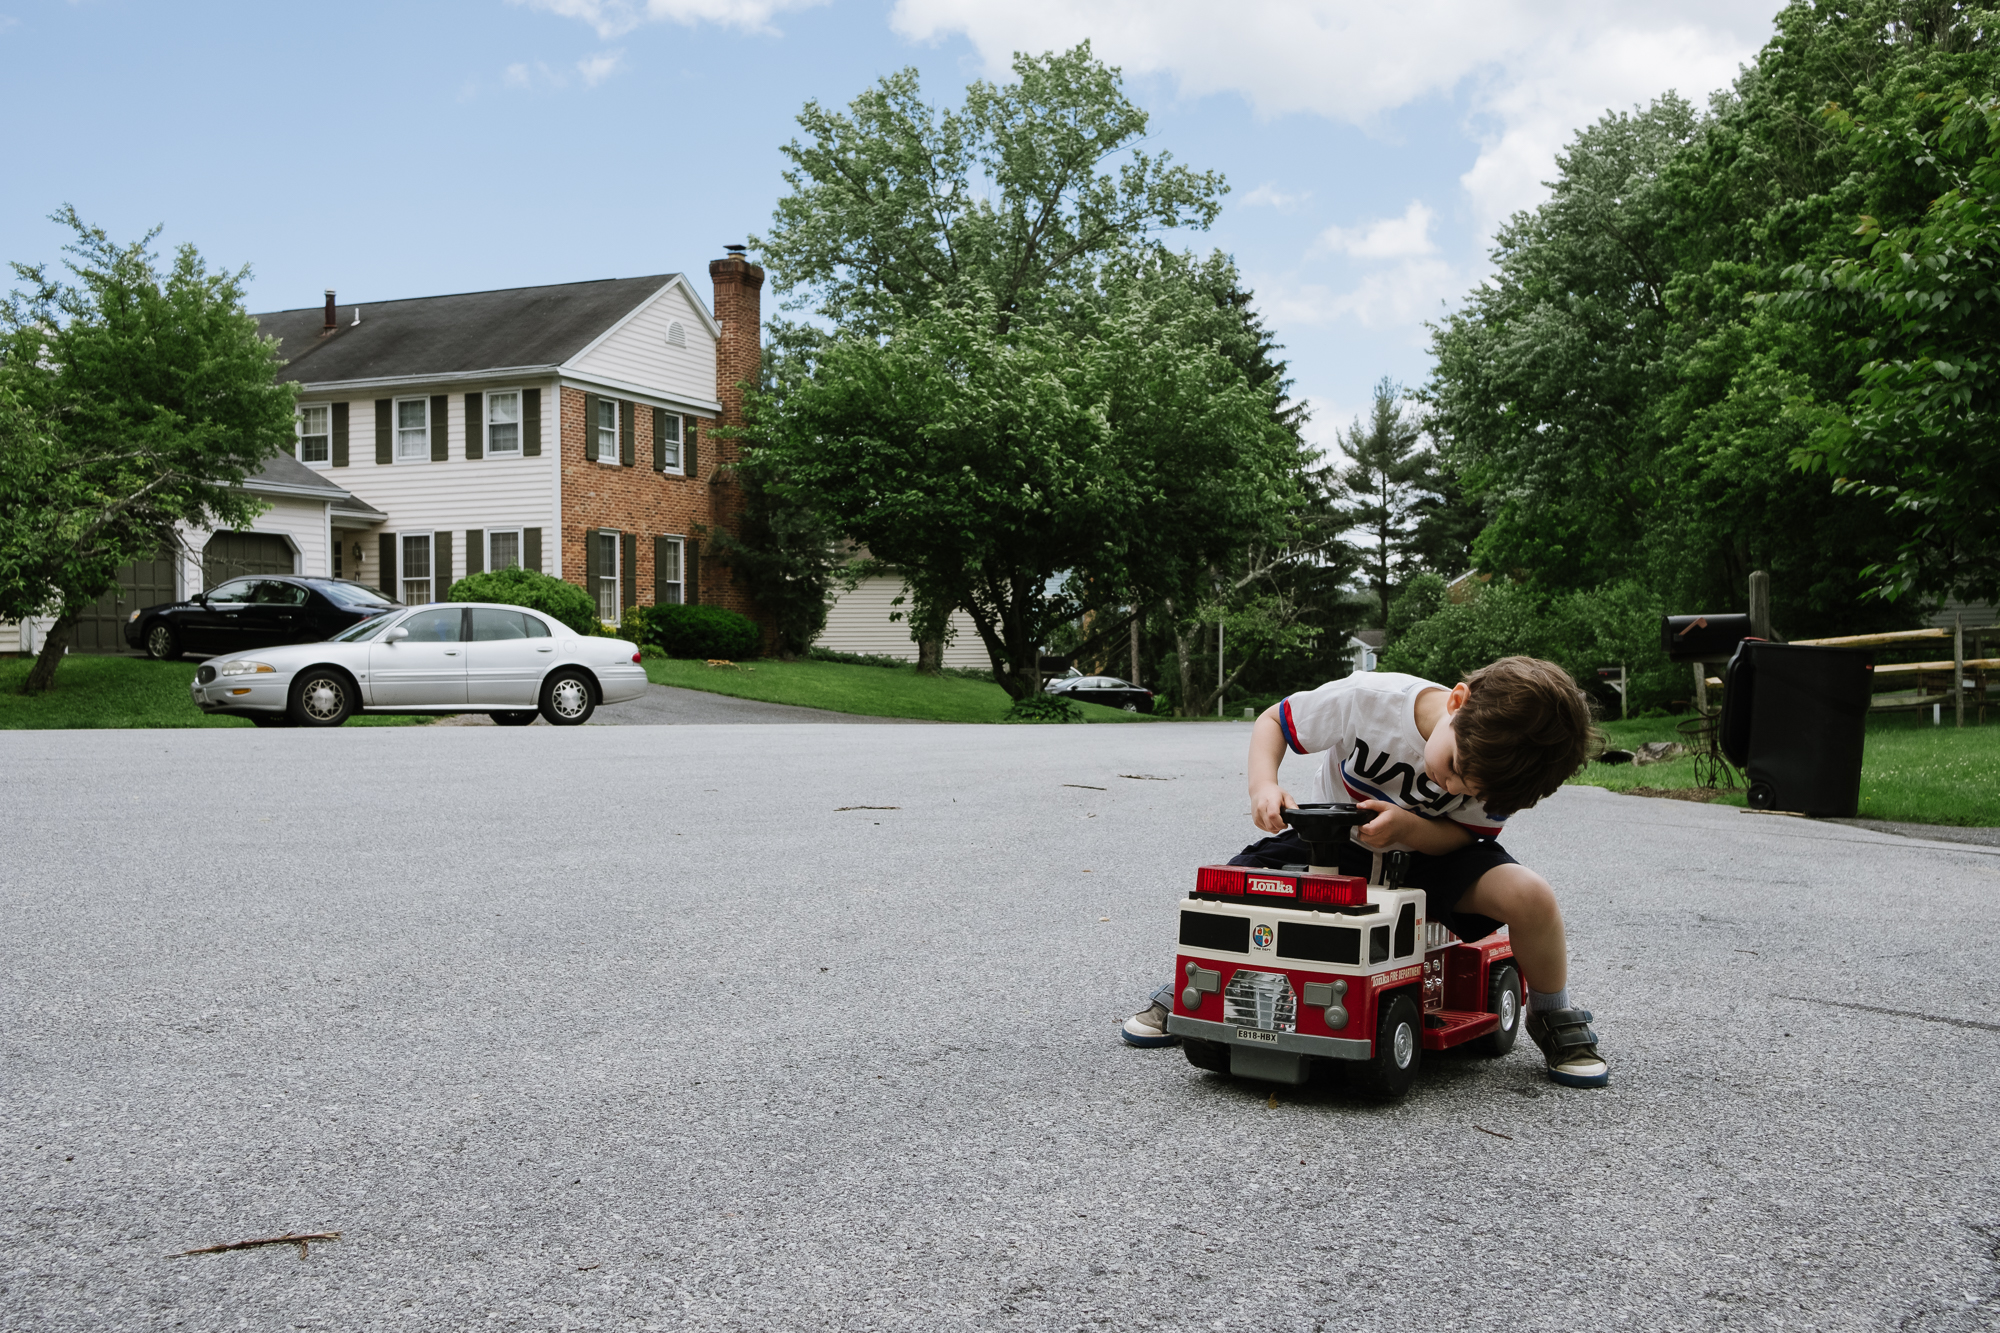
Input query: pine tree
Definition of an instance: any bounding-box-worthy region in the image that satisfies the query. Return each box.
[1335,378,1430,628]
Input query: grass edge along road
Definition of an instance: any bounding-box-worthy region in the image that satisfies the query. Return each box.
[643,655,1156,724]
[0,655,428,729]
[1568,714,1998,828]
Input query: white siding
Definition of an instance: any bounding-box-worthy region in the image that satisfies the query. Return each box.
[292,377,562,589]
[816,575,988,669]
[566,282,720,409]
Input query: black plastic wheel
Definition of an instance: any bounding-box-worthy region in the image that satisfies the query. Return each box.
[1182,1038,1230,1074]
[1747,781,1776,809]
[489,711,537,727]
[1471,962,1522,1057]
[288,668,355,727]
[539,670,596,726]
[145,623,179,660]
[1357,993,1422,1099]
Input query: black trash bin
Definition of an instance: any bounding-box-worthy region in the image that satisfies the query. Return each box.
[1720,643,1874,817]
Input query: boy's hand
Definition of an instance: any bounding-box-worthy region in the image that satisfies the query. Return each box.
[1250,781,1298,834]
[1353,799,1413,850]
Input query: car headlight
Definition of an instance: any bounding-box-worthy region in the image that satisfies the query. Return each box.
[127,610,141,623]
[218,660,276,676]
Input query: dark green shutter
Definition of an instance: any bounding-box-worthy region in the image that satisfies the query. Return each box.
[523,388,541,457]
[375,399,392,464]
[524,527,541,573]
[686,538,700,605]
[430,395,449,461]
[685,420,697,477]
[653,535,673,603]
[465,529,484,576]
[331,402,349,467]
[585,527,601,585]
[621,532,637,611]
[651,406,666,471]
[583,392,600,462]
[435,531,453,598]
[619,402,635,467]
[465,392,483,460]
[379,533,396,595]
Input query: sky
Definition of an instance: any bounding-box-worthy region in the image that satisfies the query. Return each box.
[0,0,1788,455]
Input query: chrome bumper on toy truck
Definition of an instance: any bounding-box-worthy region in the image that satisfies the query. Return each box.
[1165,1014,1370,1060]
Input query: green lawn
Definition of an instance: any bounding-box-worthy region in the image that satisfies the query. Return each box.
[643,655,1158,724]
[0,655,428,729]
[1569,713,2000,826]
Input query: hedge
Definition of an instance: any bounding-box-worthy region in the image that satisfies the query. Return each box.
[621,603,761,659]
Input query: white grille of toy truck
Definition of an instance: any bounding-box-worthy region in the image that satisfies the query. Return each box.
[1425,920,1458,952]
[1223,970,1297,1033]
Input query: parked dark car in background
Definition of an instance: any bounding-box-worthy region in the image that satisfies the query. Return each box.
[1044,674,1155,712]
[125,577,402,660]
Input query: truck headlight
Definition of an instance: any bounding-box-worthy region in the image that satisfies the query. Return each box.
[218,660,276,676]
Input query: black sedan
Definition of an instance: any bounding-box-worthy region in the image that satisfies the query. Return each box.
[126,576,401,660]
[1045,674,1155,712]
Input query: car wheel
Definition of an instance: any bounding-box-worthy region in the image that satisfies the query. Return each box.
[539,670,596,726]
[1471,963,1522,1057]
[145,624,179,660]
[1183,1038,1231,1074]
[288,669,354,727]
[1122,701,1140,712]
[489,711,538,727]
[1356,993,1422,1100]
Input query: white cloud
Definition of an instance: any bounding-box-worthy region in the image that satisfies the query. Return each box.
[517,0,827,39]
[576,48,626,84]
[503,62,533,88]
[1318,201,1435,260]
[1238,182,1309,211]
[889,0,1778,243]
[1257,258,1458,335]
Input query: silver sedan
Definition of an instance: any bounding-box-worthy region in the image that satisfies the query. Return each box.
[187,602,649,727]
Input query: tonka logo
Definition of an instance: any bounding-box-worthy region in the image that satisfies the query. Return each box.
[1246,877,1293,896]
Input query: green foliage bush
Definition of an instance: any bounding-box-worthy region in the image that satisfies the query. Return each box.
[446,567,598,636]
[1379,579,1677,712]
[623,603,762,660]
[1002,692,1083,724]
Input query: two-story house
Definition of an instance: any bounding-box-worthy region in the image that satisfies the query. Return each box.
[5,255,765,655]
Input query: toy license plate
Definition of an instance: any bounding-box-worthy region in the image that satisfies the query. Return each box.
[1235,1028,1279,1044]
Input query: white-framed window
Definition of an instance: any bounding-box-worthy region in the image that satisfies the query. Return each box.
[396,398,429,461]
[658,412,682,473]
[487,528,523,572]
[657,535,684,604]
[596,531,620,622]
[297,404,331,464]
[595,398,618,462]
[401,532,433,604]
[487,390,521,456]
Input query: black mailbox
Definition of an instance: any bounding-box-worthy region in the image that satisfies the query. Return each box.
[1662,613,1755,662]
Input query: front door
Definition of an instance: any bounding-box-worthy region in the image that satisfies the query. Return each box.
[181,578,258,656]
[367,607,468,706]
[464,608,555,706]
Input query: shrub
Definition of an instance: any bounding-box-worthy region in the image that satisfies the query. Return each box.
[446,567,599,636]
[624,603,762,659]
[1003,692,1082,724]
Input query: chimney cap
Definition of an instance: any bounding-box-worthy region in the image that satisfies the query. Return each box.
[723,244,747,256]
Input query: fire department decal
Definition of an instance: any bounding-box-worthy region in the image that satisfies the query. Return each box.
[1372,964,1422,988]
[1251,924,1274,950]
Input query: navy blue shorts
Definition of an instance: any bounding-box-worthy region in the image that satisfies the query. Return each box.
[1226,829,1512,942]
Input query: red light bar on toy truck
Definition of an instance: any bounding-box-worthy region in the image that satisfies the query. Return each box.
[1193,864,1367,908]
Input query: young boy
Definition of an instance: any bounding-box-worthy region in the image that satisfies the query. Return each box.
[1122,656,1609,1088]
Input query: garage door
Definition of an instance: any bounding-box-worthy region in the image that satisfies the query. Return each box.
[68,549,180,654]
[202,532,295,586]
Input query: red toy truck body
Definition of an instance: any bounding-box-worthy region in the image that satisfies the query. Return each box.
[1162,862,1522,1096]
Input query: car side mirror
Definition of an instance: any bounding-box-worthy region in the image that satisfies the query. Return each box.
[192,593,208,606]
[384,625,409,643]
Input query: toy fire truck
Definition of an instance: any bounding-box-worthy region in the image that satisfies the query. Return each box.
[1163,803,1522,1098]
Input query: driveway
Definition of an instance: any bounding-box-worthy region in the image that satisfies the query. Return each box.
[1,726,1994,1331]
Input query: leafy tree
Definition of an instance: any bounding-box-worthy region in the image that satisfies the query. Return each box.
[1334,377,1431,627]
[1,209,293,693]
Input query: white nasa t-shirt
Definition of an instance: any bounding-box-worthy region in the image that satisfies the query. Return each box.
[1277,671,1505,843]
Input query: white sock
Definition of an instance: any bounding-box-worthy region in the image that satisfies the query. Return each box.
[1528,987,1570,1014]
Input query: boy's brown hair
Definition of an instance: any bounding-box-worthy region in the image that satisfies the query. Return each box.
[1453,656,1599,818]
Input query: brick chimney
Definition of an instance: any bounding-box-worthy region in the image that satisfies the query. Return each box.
[708,253,763,431]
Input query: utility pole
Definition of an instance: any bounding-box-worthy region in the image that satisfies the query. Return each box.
[1131,613,1141,687]
[1217,621,1225,719]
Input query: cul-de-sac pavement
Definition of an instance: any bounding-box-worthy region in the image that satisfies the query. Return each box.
[3,723,1996,1331]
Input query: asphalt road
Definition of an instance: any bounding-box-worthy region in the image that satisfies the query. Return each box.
[2,725,1995,1332]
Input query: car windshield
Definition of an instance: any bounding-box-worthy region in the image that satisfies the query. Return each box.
[329,613,393,642]
[319,580,397,608]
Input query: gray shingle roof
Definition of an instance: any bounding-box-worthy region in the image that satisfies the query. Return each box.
[255,275,678,385]
[246,449,361,500]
